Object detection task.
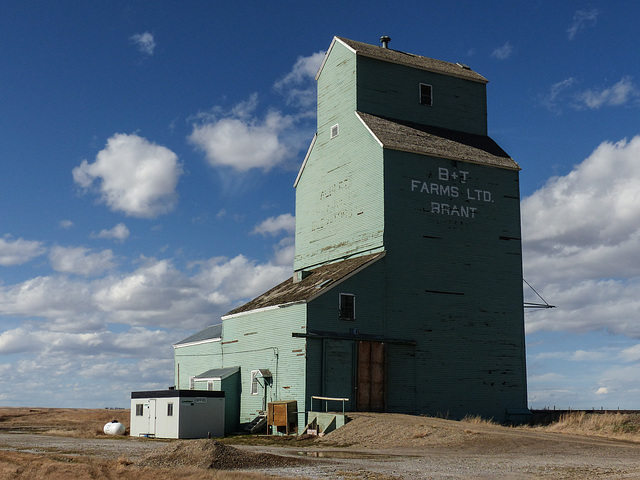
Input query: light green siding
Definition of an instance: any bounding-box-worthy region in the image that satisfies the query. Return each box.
[174,340,223,389]
[294,41,385,271]
[222,304,308,428]
[357,56,488,135]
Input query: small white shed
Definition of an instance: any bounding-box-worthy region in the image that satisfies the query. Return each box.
[130,389,225,439]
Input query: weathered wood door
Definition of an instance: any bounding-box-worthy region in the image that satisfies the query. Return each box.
[357,341,386,411]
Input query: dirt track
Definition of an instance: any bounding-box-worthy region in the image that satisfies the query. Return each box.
[3,409,640,479]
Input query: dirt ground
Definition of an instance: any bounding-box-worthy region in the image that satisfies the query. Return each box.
[2,408,640,479]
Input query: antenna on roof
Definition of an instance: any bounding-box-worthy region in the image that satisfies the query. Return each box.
[380,35,391,49]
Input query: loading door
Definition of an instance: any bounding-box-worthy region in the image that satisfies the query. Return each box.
[322,339,355,410]
[357,341,386,412]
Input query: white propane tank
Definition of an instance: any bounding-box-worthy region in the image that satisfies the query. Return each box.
[103,420,126,435]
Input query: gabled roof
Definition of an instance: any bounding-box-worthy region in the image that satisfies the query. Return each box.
[357,112,520,171]
[328,37,488,84]
[174,323,222,347]
[223,252,384,318]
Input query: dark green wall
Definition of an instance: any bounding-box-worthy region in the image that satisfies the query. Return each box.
[356,56,488,135]
[382,150,527,420]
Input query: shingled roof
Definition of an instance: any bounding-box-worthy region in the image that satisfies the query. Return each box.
[223,252,384,318]
[174,323,221,347]
[357,112,520,170]
[335,37,488,84]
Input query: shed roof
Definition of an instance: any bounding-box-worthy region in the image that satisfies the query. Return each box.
[194,366,240,380]
[223,252,384,318]
[174,323,221,347]
[333,37,488,84]
[357,112,520,170]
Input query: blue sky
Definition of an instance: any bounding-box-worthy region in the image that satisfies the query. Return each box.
[1,1,640,410]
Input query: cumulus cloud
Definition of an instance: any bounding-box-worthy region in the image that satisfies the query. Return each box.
[523,135,640,337]
[49,246,116,276]
[72,133,182,218]
[189,51,322,173]
[130,32,156,55]
[91,223,130,242]
[0,254,290,330]
[59,220,74,229]
[0,236,45,266]
[189,108,295,172]
[491,41,514,60]
[567,9,599,40]
[252,213,295,236]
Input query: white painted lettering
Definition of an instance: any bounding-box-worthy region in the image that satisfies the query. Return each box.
[411,179,420,191]
[438,167,449,181]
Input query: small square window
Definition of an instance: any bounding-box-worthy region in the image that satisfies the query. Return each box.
[167,403,174,416]
[419,83,433,106]
[135,403,144,416]
[340,293,355,321]
[331,123,339,139]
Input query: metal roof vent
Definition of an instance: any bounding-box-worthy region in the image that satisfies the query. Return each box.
[380,35,391,48]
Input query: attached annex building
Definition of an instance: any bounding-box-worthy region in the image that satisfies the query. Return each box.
[174,36,530,432]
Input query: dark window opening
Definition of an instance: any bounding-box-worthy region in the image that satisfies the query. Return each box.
[135,403,144,416]
[419,83,433,106]
[167,403,173,416]
[340,293,355,321]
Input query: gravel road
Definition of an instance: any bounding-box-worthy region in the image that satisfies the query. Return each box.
[3,428,640,479]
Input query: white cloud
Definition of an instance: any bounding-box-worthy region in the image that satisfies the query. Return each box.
[131,32,156,55]
[523,135,640,337]
[567,9,599,40]
[491,41,514,60]
[541,77,638,113]
[595,387,608,395]
[189,104,295,172]
[577,76,639,109]
[73,133,182,218]
[189,52,321,173]
[59,220,74,229]
[0,236,45,266]
[0,251,290,332]
[274,51,325,107]
[252,213,295,236]
[49,246,116,276]
[91,223,130,242]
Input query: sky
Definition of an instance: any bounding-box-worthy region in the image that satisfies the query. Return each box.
[1,1,640,411]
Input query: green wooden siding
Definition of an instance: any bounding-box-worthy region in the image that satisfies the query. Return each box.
[221,304,308,428]
[382,150,527,420]
[357,56,488,136]
[295,41,385,271]
[174,340,223,389]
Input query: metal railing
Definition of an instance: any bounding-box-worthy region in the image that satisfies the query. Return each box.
[310,395,349,415]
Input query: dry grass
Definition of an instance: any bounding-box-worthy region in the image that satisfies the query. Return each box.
[460,415,496,425]
[0,407,130,438]
[531,412,640,441]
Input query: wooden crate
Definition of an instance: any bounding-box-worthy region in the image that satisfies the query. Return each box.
[267,400,297,435]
